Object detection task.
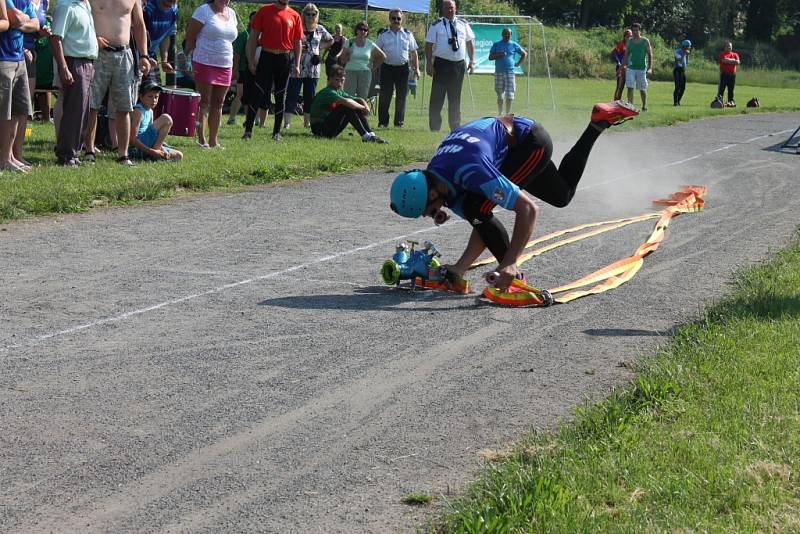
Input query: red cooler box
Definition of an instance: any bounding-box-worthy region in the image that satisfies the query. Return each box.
[155,88,201,137]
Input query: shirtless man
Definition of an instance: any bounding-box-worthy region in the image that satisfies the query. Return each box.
[83,0,150,165]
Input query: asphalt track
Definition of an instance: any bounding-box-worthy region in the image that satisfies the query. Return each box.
[2,112,799,533]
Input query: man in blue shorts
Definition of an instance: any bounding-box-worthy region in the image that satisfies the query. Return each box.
[389,101,638,291]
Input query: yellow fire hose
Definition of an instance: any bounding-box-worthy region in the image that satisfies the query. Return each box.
[475,186,706,307]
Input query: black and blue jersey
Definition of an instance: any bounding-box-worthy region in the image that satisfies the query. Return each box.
[426,116,536,218]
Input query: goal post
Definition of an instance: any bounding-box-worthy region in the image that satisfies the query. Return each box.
[459,15,556,112]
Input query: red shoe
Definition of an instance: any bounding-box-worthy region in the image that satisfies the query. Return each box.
[591,100,639,126]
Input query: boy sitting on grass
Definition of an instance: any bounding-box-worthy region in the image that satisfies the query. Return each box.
[308,65,387,143]
[129,81,184,161]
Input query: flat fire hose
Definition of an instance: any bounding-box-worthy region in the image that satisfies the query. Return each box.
[476,186,706,307]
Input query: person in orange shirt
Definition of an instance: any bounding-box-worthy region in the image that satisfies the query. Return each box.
[716,41,740,107]
[243,0,303,141]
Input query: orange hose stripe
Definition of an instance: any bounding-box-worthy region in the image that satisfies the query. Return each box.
[469,212,660,269]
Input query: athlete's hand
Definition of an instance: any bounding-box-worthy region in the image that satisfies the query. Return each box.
[493,265,519,291]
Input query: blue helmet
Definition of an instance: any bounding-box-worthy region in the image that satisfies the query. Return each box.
[390,171,428,218]
[681,39,692,48]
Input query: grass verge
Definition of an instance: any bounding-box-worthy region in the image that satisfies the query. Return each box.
[4,75,799,224]
[438,230,800,532]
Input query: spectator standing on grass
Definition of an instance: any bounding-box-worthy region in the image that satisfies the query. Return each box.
[488,27,526,116]
[323,22,344,77]
[227,10,255,125]
[374,8,419,129]
[23,0,48,121]
[0,0,39,172]
[243,0,303,141]
[425,0,474,131]
[49,0,97,166]
[338,20,384,100]
[673,38,691,106]
[621,22,652,111]
[82,0,151,166]
[612,28,631,101]
[129,80,183,161]
[185,0,238,149]
[283,3,331,130]
[143,0,177,86]
[308,64,386,143]
[716,41,740,107]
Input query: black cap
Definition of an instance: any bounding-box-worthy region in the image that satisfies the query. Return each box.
[139,80,163,94]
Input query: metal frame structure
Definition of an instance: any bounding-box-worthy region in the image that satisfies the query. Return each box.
[781,124,800,150]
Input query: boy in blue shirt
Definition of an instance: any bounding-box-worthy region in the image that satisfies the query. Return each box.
[389,101,638,291]
[488,28,526,115]
[129,81,183,161]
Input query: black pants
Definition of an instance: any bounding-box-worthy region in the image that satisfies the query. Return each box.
[673,67,686,104]
[55,57,94,162]
[245,51,290,135]
[311,106,372,138]
[378,63,409,127]
[461,122,602,262]
[613,65,625,101]
[165,35,176,87]
[429,57,465,131]
[717,72,736,102]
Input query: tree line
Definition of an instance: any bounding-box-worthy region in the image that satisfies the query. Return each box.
[487,0,799,49]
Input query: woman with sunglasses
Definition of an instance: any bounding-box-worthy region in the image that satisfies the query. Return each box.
[283,3,332,129]
[338,21,385,100]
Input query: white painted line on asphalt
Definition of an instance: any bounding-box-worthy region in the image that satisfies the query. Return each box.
[1,227,440,353]
[3,126,795,353]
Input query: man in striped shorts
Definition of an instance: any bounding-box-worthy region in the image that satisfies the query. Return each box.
[389,101,638,291]
[488,28,526,115]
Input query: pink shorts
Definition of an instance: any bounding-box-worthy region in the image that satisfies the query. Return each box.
[193,61,232,87]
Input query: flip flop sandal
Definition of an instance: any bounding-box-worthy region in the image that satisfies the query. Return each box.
[116,156,135,166]
[83,151,96,163]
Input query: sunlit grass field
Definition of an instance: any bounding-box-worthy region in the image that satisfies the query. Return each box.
[3,74,798,222]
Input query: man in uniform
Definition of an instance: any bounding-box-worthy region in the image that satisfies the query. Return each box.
[424,0,473,132]
[244,0,302,141]
[374,8,419,129]
[388,101,639,291]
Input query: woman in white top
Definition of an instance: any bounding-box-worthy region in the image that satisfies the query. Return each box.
[185,0,238,149]
[339,21,385,99]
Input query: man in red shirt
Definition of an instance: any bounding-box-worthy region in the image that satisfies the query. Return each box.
[612,28,631,101]
[244,0,303,141]
[717,41,740,107]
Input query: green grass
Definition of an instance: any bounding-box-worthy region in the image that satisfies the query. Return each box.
[437,232,800,533]
[403,492,434,506]
[4,74,799,223]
